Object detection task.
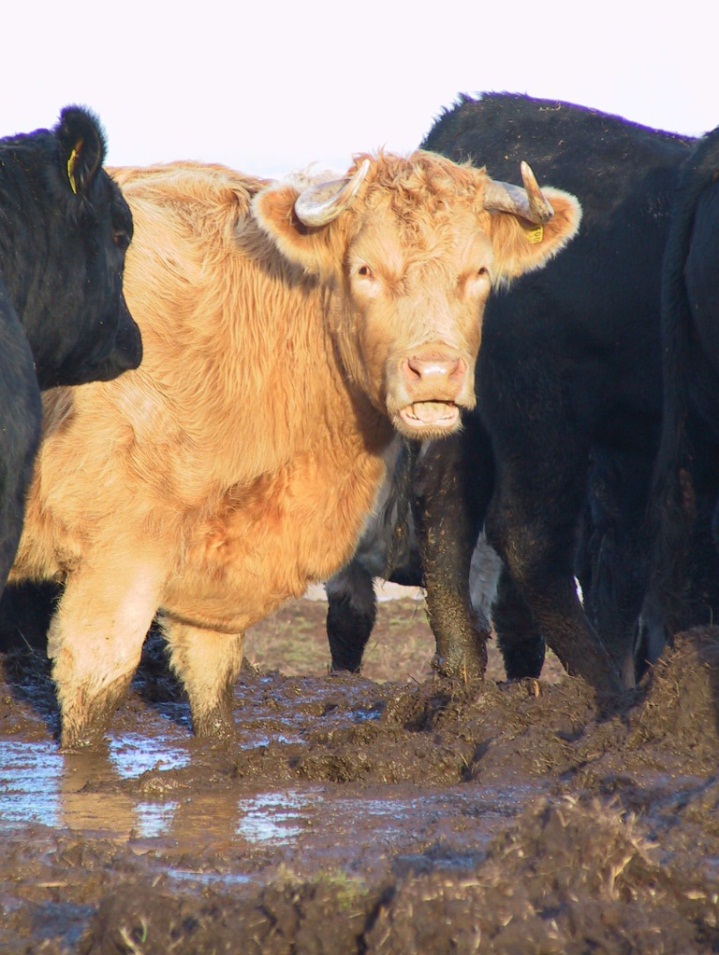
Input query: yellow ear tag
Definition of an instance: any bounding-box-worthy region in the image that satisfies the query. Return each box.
[67,148,78,195]
[525,224,544,244]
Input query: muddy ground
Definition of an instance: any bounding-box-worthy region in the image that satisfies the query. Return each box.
[1,591,719,954]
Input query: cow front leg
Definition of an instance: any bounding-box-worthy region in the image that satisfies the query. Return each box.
[161,620,243,739]
[414,426,489,680]
[49,563,161,750]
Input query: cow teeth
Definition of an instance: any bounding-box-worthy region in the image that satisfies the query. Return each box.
[411,401,457,423]
[399,401,459,429]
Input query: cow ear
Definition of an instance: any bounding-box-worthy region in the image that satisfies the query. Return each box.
[55,106,107,197]
[252,181,339,276]
[488,188,582,281]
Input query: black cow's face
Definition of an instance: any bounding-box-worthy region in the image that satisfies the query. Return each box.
[37,172,143,390]
[0,107,143,390]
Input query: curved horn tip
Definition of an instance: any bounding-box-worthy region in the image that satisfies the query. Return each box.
[294,157,371,228]
[355,157,371,179]
[520,161,554,223]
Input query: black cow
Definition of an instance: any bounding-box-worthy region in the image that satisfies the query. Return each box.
[409,93,695,693]
[648,124,719,648]
[0,107,142,594]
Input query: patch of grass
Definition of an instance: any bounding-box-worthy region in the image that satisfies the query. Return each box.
[243,596,435,683]
[273,864,372,915]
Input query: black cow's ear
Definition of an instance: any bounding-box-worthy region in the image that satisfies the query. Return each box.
[55,106,107,197]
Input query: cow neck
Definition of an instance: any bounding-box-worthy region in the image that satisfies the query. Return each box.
[0,159,39,320]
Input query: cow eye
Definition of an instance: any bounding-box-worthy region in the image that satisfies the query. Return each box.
[113,228,131,252]
[477,266,488,278]
[357,264,373,278]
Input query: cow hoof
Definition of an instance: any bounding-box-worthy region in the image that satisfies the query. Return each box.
[58,676,131,751]
[329,664,362,677]
[431,652,486,683]
[191,705,236,741]
[60,713,113,752]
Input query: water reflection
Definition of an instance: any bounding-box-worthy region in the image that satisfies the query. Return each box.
[0,736,539,860]
[236,790,320,843]
[0,737,323,846]
[0,735,189,837]
[0,740,62,826]
[109,733,190,778]
[134,800,180,838]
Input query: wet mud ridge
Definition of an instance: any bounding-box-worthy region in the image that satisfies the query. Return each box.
[1,614,719,953]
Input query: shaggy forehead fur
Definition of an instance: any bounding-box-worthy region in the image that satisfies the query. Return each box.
[282,150,497,284]
[355,151,489,206]
[345,151,491,233]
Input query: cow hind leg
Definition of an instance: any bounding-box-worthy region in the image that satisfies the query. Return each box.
[49,565,161,750]
[485,450,623,696]
[492,566,545,681]
[325,559,377,673]
[161,620,243,739]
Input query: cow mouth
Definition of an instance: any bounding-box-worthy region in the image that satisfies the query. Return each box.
[398,400,460,432]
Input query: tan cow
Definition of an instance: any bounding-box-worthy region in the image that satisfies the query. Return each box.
[11,151,581,748]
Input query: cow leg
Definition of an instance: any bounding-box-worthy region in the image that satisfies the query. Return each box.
[49,563,162,750]
[162,621,243,739]
[414,423,490,680]
[485,450,623,696]
[578,448,655,687]
[325,559,377,673]
[492,566,545,680]
[649,428,719,649]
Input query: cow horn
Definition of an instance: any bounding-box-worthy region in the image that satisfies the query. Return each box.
[483,161,554,224]
[294,158,371,227]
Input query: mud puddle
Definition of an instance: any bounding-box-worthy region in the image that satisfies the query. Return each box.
[0,693,542,874]
[2,605,719,952]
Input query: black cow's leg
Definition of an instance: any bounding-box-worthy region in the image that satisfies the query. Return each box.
[414,423,490,680]
[578,449,655,687]
[492,566,545,680]
[485,445,623,696]
[325,559,377,673]
[649,426,719,654]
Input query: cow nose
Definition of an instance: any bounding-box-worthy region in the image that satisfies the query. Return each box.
[403,355,465,386]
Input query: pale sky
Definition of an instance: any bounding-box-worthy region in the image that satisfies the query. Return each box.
[5,0,717,180]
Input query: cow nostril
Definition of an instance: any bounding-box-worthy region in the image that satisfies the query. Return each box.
[450,357,466,380]
[405,357,424,380]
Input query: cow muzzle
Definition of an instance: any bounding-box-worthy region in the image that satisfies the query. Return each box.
[388,348,474,439]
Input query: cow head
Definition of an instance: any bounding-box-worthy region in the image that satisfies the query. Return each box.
[253,151,581,440]
[42,108,143,388]
[0,107,142,390]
